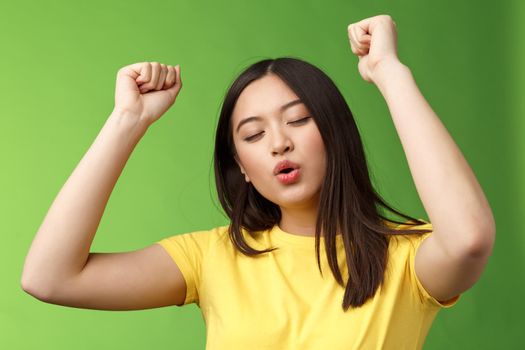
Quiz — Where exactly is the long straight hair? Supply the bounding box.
[213,57,431,311]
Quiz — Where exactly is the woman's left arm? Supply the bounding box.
[348,15,496,301]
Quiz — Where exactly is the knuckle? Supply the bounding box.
[118,65,130,74]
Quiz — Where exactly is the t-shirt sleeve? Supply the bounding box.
[155,229,213,306]
[405,219,461,309]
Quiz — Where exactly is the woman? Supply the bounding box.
[22,14,495,349]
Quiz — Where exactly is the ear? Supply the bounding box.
[234,155,250,183]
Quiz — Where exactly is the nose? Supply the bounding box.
[271,129,294,156]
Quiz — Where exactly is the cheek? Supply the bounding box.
[233,139,249,167]
[236,147,261,176]
[308,133,327,175]
[306,129,326,156]
[312,135,325,151]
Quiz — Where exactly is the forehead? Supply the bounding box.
[231,74,303,125]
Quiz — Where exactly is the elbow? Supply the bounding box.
[465,226,496,259]
[20,274,55,302]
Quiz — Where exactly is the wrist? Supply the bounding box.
[108,108,149,141]
[373,59,412,90]
[110,108,149,130]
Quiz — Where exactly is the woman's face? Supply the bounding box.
[231,74,327,211]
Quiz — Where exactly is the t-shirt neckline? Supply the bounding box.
[271,224,340,249]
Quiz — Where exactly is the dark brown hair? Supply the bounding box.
[213,57,431,311]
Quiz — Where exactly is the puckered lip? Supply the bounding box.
[273,159,300,175]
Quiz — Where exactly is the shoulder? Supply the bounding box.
[161,224,230,239]
[156,225,231,252]
[385,219,461,307]
[385,219,433,245]
[385,218,434,269]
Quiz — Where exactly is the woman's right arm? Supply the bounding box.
[21,62,187,310]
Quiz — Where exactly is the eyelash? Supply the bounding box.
[243,117,311,142]
[289,116,311,125]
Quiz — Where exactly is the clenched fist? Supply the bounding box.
[113,62,182,127]
[347,15,401,84]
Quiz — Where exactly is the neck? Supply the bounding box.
[278,204,319,237]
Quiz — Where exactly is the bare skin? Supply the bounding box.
[347,15,495,302]
[21,62,188,310]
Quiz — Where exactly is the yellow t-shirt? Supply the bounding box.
[156,220,460,349]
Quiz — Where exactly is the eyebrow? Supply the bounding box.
[235,98,304,134]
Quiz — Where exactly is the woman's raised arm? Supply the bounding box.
[20,62,187,310]
[347,15,495,302]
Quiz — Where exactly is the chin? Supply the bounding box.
[273,195,320,210]
[253,181,321,208]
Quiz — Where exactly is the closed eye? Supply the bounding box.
[243,132,264,142]
[243,117,311,142]
[288,117,311,125]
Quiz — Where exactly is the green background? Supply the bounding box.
[1,0,522,348]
